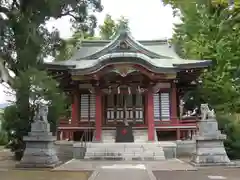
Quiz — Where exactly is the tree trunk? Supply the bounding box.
[15,74,31,137]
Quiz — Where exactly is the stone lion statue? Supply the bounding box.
[33,104,48,122]
[200,103,215,120]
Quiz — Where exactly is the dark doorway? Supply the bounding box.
[73,130,94,142]
[157,130,176,141]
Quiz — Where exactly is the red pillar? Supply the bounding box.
[146,90,155,141]
[70,90,79,141]
[171,83,179,140]
[95,89,102,141]
[71,91,79,126]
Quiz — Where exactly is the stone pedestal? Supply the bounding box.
[191,117,234,166]
[17,121,60,168]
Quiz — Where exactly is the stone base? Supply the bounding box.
[18,136,61,168]
[191,137,232,166]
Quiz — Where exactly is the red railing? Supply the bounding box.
[58,116,198,128]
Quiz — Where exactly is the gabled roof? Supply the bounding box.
[45,26,211,75]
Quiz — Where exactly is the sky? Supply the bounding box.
[0,0,179,104]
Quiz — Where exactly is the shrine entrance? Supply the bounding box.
[103,92,145,125]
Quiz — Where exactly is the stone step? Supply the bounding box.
[85,142,163,148]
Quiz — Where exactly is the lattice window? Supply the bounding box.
[153,92,170,121]
[80,93,96,122]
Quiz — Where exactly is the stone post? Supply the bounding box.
[191,104,234,166]
[17,105,60,168]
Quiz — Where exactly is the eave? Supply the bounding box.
[173,60,212,69]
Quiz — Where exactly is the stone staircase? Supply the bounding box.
[73,129,165,160]
[82,142,165,160]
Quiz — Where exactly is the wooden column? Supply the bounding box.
[71,90,79,126]
[146,90,155,141]
[95,89,102,141]
[171,83,178,123]
[171,83,179,140]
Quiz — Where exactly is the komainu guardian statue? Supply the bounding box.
[33,104,48,122]
[191,103,232,166]
[200,103,215,120]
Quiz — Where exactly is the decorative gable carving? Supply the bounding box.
[117,40,130,50]
[111,65,138,77]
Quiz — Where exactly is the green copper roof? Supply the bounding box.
[45,27,211,74]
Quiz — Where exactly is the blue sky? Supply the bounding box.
[0,0,178,103]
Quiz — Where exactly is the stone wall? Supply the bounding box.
[54,141,73,162]
[175,140,196,157]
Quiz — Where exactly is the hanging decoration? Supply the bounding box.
[137,85,146,94]
[128,87,131,95]
[117,86,120,94]
[108,86,112,94]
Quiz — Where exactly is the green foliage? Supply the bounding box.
[0,131,8,145]
[163,0,240,159]
[218,114,240,159]
[0,0,103,76]
[162,0,240,10]
[0,0,102,158]
[99,15,129,40]
[166,1,240,113]
[13,68,66,128]
[2,68,66,155]
[2,104,25,138]
[0,0,103,125]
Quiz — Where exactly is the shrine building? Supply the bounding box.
[45,27,211,143]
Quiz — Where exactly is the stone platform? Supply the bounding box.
[53,159,197,171]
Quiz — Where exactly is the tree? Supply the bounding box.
[163,0,240,113]
[162,0,240,9]
[99,15,129,40]
[2,69,66,159]
[164,0,240,159]
[0,0,102,158]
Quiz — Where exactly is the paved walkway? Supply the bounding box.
[154,167,240,180]
[53,159,196,171]
[88,164,156,180]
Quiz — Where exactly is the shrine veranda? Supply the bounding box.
[45,27,211,143]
